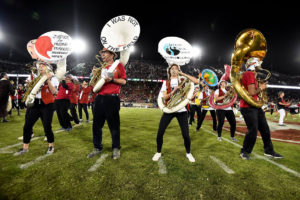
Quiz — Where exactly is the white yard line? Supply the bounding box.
[0,137,42,153]
[88,154,109,172]
[19,154,52,169]
[203,128,300,178]
[210,156,235,174]
[158,157,167,174]
[0,123,84,154]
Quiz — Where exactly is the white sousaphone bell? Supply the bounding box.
[157,37,195,113]
[93,15,140,93]
[24,31,73,107]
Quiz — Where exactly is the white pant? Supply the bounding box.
[278,109,285,125]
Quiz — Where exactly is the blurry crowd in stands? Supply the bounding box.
[1,58,300,106]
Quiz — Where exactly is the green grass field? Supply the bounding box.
[0,108,300,200]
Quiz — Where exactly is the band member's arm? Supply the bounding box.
[247,83,265,96]
[162,86,180,100]
[120,49,130,66]
[178,71,199,84]
[61,80,69,89]
[55,58,67,81]
[47,73,57,94]
[105,77,126,85]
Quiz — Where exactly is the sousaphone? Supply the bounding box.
[157,37,194,113]
[209,65,237,109]
[200,69,218,109]
[92,15,140,93]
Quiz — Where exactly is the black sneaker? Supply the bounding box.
[87,148,102,158]
[46,146,54,154]
[240,152,250,160]
[264,152,283,159]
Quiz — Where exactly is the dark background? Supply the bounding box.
[0,0,300,74]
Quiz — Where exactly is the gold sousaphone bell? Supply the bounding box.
[230,29,270,108]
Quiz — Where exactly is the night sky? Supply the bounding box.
[0,0,300,75]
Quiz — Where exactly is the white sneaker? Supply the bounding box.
[186,153,195,162]
[217,137,222,141]
[44,137,47,141]
[152,152,161,161]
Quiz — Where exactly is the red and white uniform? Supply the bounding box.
[56,82,74,100]
[98,63,127,95]
[240,71,258,108]
[79,86,92,104]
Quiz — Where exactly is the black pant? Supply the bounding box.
[93,95,121,150]
[78,103,89,121]
[189,105,201,125]
[55,99,72,129]
[23,99,55,144]
[156,112,191,153]
[196,110,217,131]
[216,109,236,137]
[70,103,80,124]
[240,107,274,154]
[270,109,274,115]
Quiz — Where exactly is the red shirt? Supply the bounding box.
[240,71,258,108]
[17,89,25,100]
[70,84,80,104]
[56,82,74,100]
[79,86,92,104]
[98,63,127,95]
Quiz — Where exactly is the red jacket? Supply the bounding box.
[70,84,80,104]
[56,82,74,100]
[79,86,92,104]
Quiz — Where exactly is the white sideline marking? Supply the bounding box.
[0,123,84,154]
[158,157,167,174]
[204,129,300,178]
[224,128,300,144]
[88,154,109,172]
[19,154,51,169]
[210,156,235,174]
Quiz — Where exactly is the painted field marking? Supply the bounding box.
[88,154,109,172]
[210,156,235,174]
[203,129,300,178]
[158,157,167,174]
[19,154,52,169]
[0,123,84,154]
[224,128,300,145]
[0,137,42,154]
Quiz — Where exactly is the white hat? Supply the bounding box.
[245,57,262,71]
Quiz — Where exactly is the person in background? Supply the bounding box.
[69,76,80,125]
[78,81,92,123]
[277,91,290,126]
[0,72,15,122]
[55,74,74,131]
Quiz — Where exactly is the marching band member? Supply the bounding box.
[152,64,199,162]
[239,57,283,160]
[214,80,237,141]
[87,48,129,159]
[277,91,290,126]
[78,81,92,123]
[55,74,74,131]
[0,72,15,122]
[196,84,217,132]
[188,86,201,126]
[69,76,80,125]
[14,62,59,156]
